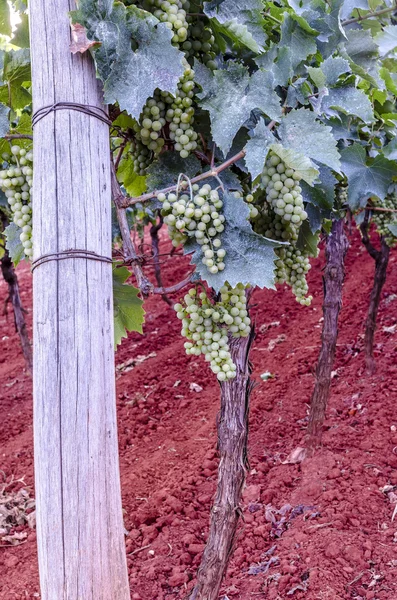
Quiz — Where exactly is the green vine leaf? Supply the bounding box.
[113,264,145,347]
[0,0,11,37]
[341,29,381,88]
[244,119,276,180]
[375,25,397,57]
[297,220,320,254]
[321,87,374,123]
[185,191,280,292]
[72,1,185,119]
[278,108,341,173]
[11,13,30,48]
[280,14,317,71]
[204,0,267,53]
[341,144,397,210]
[4,222,24,267]
[0,49,31,110]
[195,62,281,156]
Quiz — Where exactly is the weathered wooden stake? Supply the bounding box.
[29,1,130,598]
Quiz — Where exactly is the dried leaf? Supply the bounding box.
[282,446,307,464]
[70,23,100,54]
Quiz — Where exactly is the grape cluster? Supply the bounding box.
[372,194,397,247]
[0,145,33,259]
[130,136,154,175]
[262,152,308,229]
[337,186,348,206]
[166,64,198,158]
[183,18,218,69]
[159,183,226,273]
[175,284,251,381]
[251,199,315,305]
[131,61,198,162]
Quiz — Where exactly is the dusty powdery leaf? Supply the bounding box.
[204,0,267,53]
[278,108,341,173]
[375,25,397,57]
[320,56,351,86]
[113,265,145,346]
[195,62,281,156]
[70,23,100,54]
[280,14,317,71]
[244,119,276,181]
[340,0,368,21]
[72,1,185,119]
[184,191,280,292]
[341,144,397,210]
[4,222,24,267]
[321,86,374,124]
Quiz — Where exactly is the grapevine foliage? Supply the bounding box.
[0,0,397,359]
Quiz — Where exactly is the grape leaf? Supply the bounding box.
[0,0,11,37]
[375,25,397,57]
[321,86,374,123]
[184,191,280,292]
[113,265,145,346]
[244,119,276,180]
[340,0,368,21]
[0,49,31,110]
[278,108,341,173]
[195,62,281,156]
[204,0,267,52]
[270,143,319,185]
[117,157,147,197]
[383,137,397,160]
[340,144,397,210]
[11,13,30,48]
[387,224,397,237]
[297,220,320,254]
[0,102,10,137]
[301,166,336,211]
[280,14,317,70]
[72,2,185,119]
[4,222,24,266]
[341,29,381,88]
[320,56,351,86]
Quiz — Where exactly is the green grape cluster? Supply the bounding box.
[262,152,308,229]
[134,94,167,157]
[183,19,218,69]
[130,136,154,175]
[127,0,189,45]
[251,202,316,305]
[0,145,33,258]
[174,284,251,381]
[372,194,397,247]
[159,183,226,273]
[337,186,348,205]
[166,63,198,157]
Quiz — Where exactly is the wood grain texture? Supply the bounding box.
[29,1,130,598]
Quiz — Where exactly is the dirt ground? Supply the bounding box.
[1,228,397,600]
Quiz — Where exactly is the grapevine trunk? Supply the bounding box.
[307,219,348,449]
[189,325,254,600]
[364,238,390,375]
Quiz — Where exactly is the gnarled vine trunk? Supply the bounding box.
[190,326,254,600]
[30,1,130,598]
[360,216,390,374]
[307,219,349,450]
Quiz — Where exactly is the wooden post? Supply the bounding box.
[29,2,130,598]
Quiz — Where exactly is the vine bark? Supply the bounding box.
[307,219,349,449]
[360,214,390,375]
[189,317,254,600]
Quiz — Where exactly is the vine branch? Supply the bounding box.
[5,134,33,141]
[119,149,246,208]
[342,5,396,26]
[360,210,381,262]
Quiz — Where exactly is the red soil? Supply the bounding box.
[1,229,397,600]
